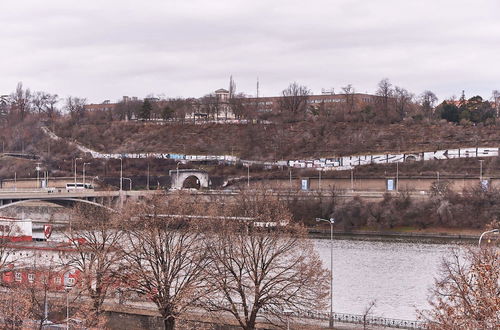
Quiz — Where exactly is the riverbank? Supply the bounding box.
[309,226,481,243]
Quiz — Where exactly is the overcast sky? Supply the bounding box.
[1,0,499,103]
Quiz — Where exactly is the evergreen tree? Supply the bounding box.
[139,99,152,120]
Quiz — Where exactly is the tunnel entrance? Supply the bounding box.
[182,175,201,189]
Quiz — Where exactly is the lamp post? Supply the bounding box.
[479,160,484,183]
[65,285,73,330]
[35,162,42,189]
[316,217,335,328]
[247,164,250,188]
[83,162,90,186]
[396,162,399,192]
[478,229,499,248]
[176,162,181,188]
[74,158,82,186]
[119,157,123,192]
[123,177,132,191]
[318,170,321,191]
[283,309,293,330]
[147,162,150,190]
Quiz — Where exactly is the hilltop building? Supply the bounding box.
[83,89,381,121]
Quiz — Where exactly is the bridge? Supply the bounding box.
[0,189,158,211]
[0,187,429,212]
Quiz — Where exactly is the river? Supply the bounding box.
[314,238,465,320]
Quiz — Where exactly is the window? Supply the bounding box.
[15,272,22,281]
[28,273,35,283]
[55,277,61,285]
[67,277,75,285]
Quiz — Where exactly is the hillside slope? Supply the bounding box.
[54,120,500,161]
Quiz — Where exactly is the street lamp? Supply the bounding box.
[83,162,90,186]
[74,158,82,186]
[123,177,132,191]
[318,170,321,191]
[283,309,293,330]
[35,162,42,189]
[176,162,181,188]
[478,229,499,248]
[479,160,484,183]
[316,217,335,328]
[120,156,123,192]
[65,285,73,330]
[396,162,399,192]
[247,164,250,188]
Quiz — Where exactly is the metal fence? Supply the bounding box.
[293,310,427,329]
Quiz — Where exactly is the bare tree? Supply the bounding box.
[121,194,210,330]
[202,192,330,330]
[394,86,413,120]
[24,264,65,330]
[64,96,87,121]
[200,94,221,119]
[419,90,438,119]
[62,204,124,326]
[0,286,32,329]
[376,78,393,116]
[10,82,32,121]
[229,93,252,119]
[279,82,311,116]
[0,222,24,272]
[342,84,356,113]
[32,91,59,120]
[420,246,500,329]
[362,300,377,330]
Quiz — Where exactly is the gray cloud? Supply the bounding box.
[0,0,499,103]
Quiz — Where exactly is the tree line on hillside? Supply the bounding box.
[2,80,499,126]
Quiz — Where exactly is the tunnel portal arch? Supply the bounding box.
[169,169,209,190]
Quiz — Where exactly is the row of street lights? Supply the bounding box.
[73,158,90,186]
[73,157,132,191]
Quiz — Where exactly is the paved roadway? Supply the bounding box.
[0,188,429,201]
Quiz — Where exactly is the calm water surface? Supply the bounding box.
[314,238,463,320]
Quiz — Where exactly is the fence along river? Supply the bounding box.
[314,238,461,320]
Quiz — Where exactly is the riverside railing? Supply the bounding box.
[293,310,427,329]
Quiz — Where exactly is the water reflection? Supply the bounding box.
[314,238,462,319]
